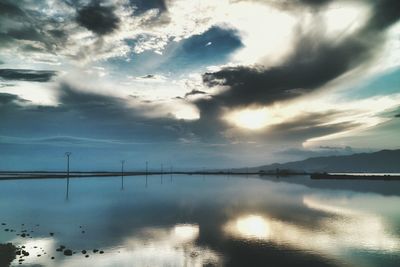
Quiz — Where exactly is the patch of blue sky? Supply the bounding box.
[106,26,243,78]
[345,67,400,99]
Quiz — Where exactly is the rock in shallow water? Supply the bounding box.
[63,249,73,256]
[0,243,17,267]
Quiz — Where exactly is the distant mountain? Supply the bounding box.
[242,149,400,173]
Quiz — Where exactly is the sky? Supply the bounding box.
[0,0,399,171]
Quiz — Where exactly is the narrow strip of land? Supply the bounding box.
[0,171,400,180]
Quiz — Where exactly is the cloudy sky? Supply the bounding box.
[0,0,399,171]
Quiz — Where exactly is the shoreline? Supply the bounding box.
[1,172,400,180]
[310,173,400,180]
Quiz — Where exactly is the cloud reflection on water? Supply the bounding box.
[11,224,222,267]
[224,195,400,263]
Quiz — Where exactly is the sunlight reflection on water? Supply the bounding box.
[224,196,399,259]
[11,224,222,267]
[0,175,399,267]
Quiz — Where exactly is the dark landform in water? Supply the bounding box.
[311,173,400,180]
[235,149,400,173]
[0,243,16,267]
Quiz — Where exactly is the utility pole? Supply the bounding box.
[121,160,125,190]
[161,163,163,184]
[145,161,148,188]
[65,152,71,199]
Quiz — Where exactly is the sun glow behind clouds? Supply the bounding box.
[227,107,272,129]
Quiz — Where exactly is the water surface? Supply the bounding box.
[1,175,399,267]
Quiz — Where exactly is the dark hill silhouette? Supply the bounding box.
[242,149,400,173]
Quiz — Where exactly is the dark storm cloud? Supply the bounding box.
[6,27,43,42]
[0,0,25,17]
[299,0,332,6]
[76,1,120,35]
[0,83,198,146]
[0,135,134,146]
[202,0,400,109]
[0,92,29,105]
[57,83,130,118]
[0,69,57,82]
[0,0,70,54]
[185,89,206,98]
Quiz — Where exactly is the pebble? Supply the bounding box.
[63,249,73,256]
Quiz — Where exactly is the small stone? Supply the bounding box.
[85,255,89,258]
[51,257,55,260]
[99,251,104,254]
[63,249,73,256]
[81,250,87,254]
[93,249,98,253]
[50,232,54,236]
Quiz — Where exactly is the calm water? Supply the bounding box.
[1,174,400,267]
